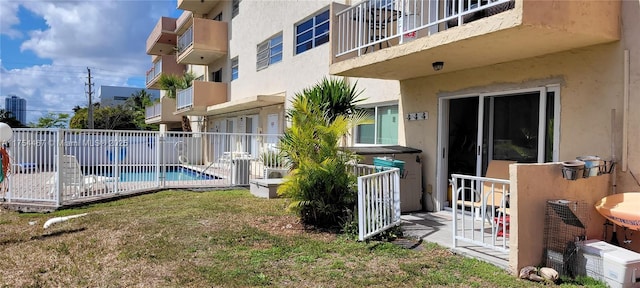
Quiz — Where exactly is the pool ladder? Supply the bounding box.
[196,161,216,178]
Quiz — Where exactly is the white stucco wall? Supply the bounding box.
[190,1,400,137]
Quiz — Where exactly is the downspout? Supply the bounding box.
[622,50,629,172]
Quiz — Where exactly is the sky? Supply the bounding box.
[0,0,183,124]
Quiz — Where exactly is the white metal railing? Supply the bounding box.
[146,68,155,84]
[4,129,284,208]
[177,26,194,54]
[356,164,401,241]
[145,103,162,119]
[335,0,514,57]
[145,59,163,85]
[450,173,510,252]
[176,86,193,110]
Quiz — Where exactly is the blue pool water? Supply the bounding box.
[99,167,215,182]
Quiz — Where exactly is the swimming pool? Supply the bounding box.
[99,167,216,182]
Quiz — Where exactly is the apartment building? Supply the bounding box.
[4,95,26,124]
[329,0,639,208]
[145,0,401,142]
[329,0,640,271]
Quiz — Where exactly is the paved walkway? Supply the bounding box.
[400,211,510,272]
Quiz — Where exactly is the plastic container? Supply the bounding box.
[575,240,618,281]
[577,156,602,177]
[373,157,405,174]
[562,160,585,180]
[602,247,640,288]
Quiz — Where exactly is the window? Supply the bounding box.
[256,33,283,70]
[211,68,222,83]
[356,104,398,145]
[232,0,240,18]
[231,57,239,81]
[213,12,222,21]
[295,9,330,55]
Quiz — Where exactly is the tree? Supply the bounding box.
[69,106,136,130]
[30,112,70,128]
[0,109,27,128]
[158,73,195,132]
[278,78,369,230]
[125,90,158,131]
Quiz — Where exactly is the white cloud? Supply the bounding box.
[0,1,22,38]
[0,0,177,124]
[1,64,131,123]
[20,1,169,78]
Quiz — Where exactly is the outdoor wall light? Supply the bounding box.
[0,122,13,144]
[432,61,444,71]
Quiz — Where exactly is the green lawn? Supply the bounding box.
[0,190,603,287]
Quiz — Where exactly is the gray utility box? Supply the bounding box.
[346,146,424,212]
[249,178,283,198]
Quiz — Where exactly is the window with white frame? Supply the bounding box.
[355,104,398,145]
[231,57,239,81]
[256,33,283,71]
[295,9,329,55]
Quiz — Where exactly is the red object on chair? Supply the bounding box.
[495,216,510,237]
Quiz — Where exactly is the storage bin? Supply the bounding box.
[373,157,405,174]
[575,240,617,281]
[602,246,640,288]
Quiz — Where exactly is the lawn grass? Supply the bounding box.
[0,190,601,287]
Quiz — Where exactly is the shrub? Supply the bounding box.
[278,78,369,230]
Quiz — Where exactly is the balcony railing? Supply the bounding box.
[145,103,162,119]
[176,86,194,110]
[175,17,228,65]
[335,0,515,57]
[177,26,194,55]
[145,59,163,85]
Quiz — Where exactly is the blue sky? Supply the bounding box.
[0,0,183,124]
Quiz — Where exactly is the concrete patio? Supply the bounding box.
[401,211,510,271]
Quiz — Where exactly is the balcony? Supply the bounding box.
[175,80,227,116]
[177,0,222,15]
[176,15,228,65]
[145,97,182,124]
[146,17,178,55]
[145,55,186,89]
[329,0,620,80]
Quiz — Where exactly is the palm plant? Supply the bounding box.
[158,72,195,132]
[278,78,370,229]
[125,90,158,130]
[293,77,366,122]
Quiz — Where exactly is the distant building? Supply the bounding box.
[5,95,26,124]
[98,86,160,107]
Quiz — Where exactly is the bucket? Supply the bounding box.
[577,156,602,177]
[562,160,585,180]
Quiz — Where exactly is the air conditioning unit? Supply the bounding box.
[264,168,289,179]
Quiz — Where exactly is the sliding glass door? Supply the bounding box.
[437,86,559,210]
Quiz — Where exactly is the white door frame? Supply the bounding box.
[436,86,560,211]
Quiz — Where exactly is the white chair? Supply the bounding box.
[49,155,113,198]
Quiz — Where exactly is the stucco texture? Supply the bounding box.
[510,163,611,274]
[400,42,633,206]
